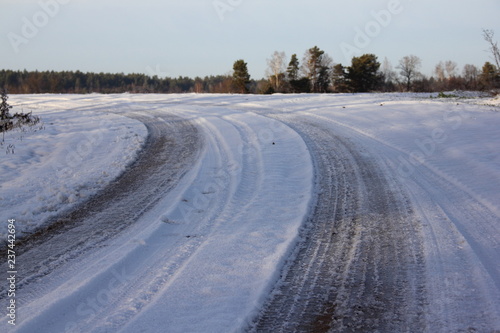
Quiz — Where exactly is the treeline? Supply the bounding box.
[1,46,499,95]
[0,70,238,94]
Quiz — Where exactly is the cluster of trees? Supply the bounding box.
[258,30,500,93]
[260,51,500,94]
[379,54,500,93]
[2,31,499,95]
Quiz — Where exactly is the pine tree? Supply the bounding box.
[287,54,300,81]
[232,60,251,94]
[347,54,382,92]
[480,62,499,89]
[287,54,310,93]
[0,89,12,119]
[332,64,349,92]
[303,46,332,93]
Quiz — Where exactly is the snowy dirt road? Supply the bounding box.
[0,110,201,295]
[250,116,426,332]
[1,95,313,333]
[247,94,500,332]
[1,93,499,333]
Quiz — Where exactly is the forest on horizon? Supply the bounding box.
[2,43,499,95]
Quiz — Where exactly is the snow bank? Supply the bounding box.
[481,94,500,106]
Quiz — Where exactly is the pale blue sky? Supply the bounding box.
[1,0,499,79]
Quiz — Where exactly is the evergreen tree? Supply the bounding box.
[232,59,251,94]
[332,64,349,93]
[317,65,331,93]
[303,46,332,93]
[287,54,309,93]
[0,88,12,122]
[480,61,499,89]
[294,78,312,93]
[287,54,300,81]
[347,54,382,92]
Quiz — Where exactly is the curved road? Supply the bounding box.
[2,95,498,332]
[0,112,202,297]
[250,115,426,332]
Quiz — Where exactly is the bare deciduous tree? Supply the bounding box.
[398,55,422,91]
[435,60,458,90]
[382,57,396,83]
[266,51,287,92]
[445,60,458,78]
[379,57,397,91]
[435,61,446,81]
[463,64,479,89]
[483,29,500,70]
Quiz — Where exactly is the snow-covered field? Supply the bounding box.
[1,93,499,332]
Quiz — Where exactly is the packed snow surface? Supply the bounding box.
[0,93,499,332]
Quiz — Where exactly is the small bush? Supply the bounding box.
[1,88,42,150]
[0,88,13,134]
[437,92,459,98]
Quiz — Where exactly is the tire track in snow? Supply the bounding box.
[404,166,500,331]
[301,110,500,220]
[1,100,313,333]
[299,109,500,330]
[67,115,239,332]
[250,116,426,332]
[0,112,202,299]
[7,111,238,333]
[115,107,312,333]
